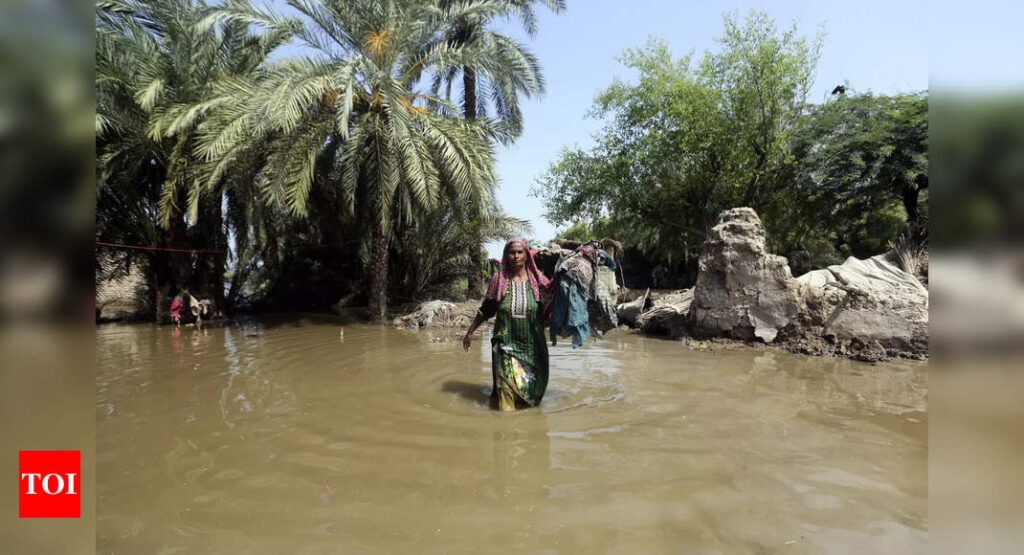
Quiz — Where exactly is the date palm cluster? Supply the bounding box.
[96,0,564,320]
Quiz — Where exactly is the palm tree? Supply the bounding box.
[434,0,563,133]
[195,0,509,320]
[434,0,564,297]
[393,192,532,300]
[96,0,295,319]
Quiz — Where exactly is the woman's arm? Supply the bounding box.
[463,299,498,351]
[462,313,485,351]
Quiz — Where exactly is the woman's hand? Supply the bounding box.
[462,332,472,352]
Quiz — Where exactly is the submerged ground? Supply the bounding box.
[96,316,927,553]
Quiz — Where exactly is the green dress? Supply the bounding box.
[479,280,549,411]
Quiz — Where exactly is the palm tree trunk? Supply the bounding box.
[205,193,226,309]
[463,65,485,298]
[169,188,190,289]
[153,186,189,323]
[211,196,226,309]
[192,192,226,308]
[463,65,477,121]
[152,253,172,324]
[368,221,389,322]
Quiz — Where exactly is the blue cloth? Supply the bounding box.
[548,245,620,349]
[597,249,618,272]
[549,278,590,348]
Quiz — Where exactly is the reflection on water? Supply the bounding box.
[97,316,927,553]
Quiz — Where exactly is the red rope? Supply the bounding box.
[96,239,362,254]
[95,241,225,253]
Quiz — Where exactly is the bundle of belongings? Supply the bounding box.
[548,241,619,348]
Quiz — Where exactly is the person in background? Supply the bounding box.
[170,292,185,325]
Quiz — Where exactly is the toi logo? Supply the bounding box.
[19,451,80,518]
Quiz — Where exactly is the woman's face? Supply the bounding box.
[507,244,527,270]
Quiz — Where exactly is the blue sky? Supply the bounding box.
[269,1,953,257]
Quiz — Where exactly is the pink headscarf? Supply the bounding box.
[485,238,551,302]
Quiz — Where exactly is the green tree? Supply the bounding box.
[535,13,928,281]
[536,12,823,272]
[195,0,507,320]
[556,219,617,243]
[393,201,531,300]
[534,11,823,276]
[434,0,563,297]
[96,0,295,319]
[788,91,928,260]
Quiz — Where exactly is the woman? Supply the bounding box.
[463,238,552,411]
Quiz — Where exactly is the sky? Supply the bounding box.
[267,0,1024,259]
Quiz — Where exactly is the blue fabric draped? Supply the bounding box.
[548,278,590,348]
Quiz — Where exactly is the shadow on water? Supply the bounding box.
[441,380,491,404]
[440,380,487,403]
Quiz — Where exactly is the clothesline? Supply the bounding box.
[95,241,225,254]
[95,239,361,254]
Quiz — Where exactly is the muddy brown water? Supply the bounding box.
[96,316,926,553]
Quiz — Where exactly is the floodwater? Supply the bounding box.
[96,316,927,553]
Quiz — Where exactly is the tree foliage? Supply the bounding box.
[95,0,557,320]
[786,90,927,263]
[96,0,294,317]
[433,0,564,297]
[535,10,925,279]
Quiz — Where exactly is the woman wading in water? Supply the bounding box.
[463,238,552,411]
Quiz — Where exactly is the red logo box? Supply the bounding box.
[19,451,80,518]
